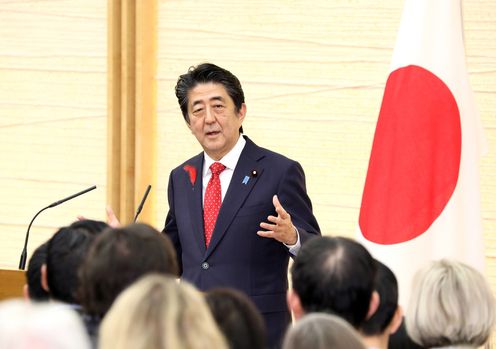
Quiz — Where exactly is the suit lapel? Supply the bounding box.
[184,153,207,253]
[205,137,265,258]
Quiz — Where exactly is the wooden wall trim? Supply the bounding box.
[107,0,156,225]
[107,0,122,219]
[135,0,157,225]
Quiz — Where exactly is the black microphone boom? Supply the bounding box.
[47,185,97,208]
[134,185,151,222]
[18,185,97,270]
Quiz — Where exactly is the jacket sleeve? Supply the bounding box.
[163,171,183,275]
[277,160,321,248]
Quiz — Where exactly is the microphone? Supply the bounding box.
[48,185,97,208]
[134,185,151,222]
[18,185,97,270]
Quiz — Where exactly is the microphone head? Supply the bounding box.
[134,185,152,222]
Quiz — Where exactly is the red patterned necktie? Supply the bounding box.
[204,162,226,247]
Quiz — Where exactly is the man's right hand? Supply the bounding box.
[105,206,121,228]
[77,205,121,228]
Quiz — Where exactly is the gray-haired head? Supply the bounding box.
[282,313,366,349]
[406,259,496,348]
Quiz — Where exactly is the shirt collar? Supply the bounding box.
[203,134,246,175]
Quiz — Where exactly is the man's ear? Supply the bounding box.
[287,288,304,320]
[41,264,49,292]
[366,290,380,320]
[238,103,247,123]
[388,305,404,335]
[23,284,30,301]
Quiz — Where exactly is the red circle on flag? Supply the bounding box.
[359,65,461,244]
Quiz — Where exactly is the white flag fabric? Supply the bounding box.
[357,0,486,307]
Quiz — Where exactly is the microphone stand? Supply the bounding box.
[18,185,97,270]
[18,205,51,270]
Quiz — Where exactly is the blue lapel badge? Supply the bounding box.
[242,176,250,185]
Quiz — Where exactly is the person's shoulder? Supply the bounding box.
[254,146,303,174]
[170,152,203,174]
[245,136,298,166]
[260,148,298,169]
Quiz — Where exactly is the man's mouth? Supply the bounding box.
[206,131,220,137]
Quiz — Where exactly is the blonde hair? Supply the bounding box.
[406,259,496,348]
[99,274,227,349]
[282,313,366,349]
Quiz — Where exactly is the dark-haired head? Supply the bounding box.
[175,63,244,133]
[78,223,179,317]
[206,288,267,349]
[25,242,49,301]
[291,236,377,329]
[361,260,399,335]
[45,219,109,304]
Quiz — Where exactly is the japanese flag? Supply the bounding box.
[358,0,486,306]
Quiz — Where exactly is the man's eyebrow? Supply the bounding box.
[192,100,203,108]
[191,96,225,108]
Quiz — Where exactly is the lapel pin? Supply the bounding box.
[242,176,250,185]
[252,170,258,177]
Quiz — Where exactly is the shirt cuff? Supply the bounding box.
[284,226,301,255]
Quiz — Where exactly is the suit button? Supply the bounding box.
[201,262,209,270]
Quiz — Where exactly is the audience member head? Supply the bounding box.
[282,313,366,349]
[0,299,91,349]
[99,274,227,349]
[289,236,378,328]
[361,260,403,349]
[205,288,267,349]
[78,223,179,317]
[43,219,109,304]
[175,63,245,133]
[406,259,496,348]
[24,242,49,301]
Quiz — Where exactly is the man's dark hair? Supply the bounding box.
[45,219,109,304]
[206,288,267,349]
[175,63,245,133]
[362,260,398,335]
[26,242,49,301]
[78,223,179,317]
[291,236,377,329]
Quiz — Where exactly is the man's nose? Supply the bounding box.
[205,107,216,123]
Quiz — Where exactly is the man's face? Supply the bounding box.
[186,82,246,160]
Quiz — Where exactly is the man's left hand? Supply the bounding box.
[257,195,297,245]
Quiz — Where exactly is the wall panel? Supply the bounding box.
[0,0,107,269]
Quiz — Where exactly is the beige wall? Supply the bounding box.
[156,0,496,291]
[0,1,107,269]
[0,0,494,316]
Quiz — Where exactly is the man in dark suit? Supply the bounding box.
[164,63,320,348]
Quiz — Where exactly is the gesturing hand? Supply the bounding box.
[76,205,121,228]
[105,205,121,228]
[257,195,297,245]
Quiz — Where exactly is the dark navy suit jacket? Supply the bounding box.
[164,136,320,347]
